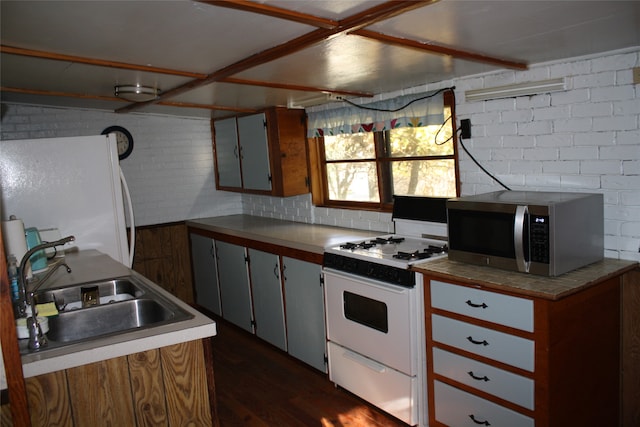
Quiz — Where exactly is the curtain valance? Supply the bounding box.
[307,90,445,137]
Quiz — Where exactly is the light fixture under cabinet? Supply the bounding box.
[465,78,566,102]
[115,84,160,102]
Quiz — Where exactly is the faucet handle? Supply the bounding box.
[27,316,48,350]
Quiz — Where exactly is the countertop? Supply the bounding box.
[414,257,638,300]
[187,215,381,254]
[20,250,217,378]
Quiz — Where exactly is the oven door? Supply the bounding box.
[324,268,420,376]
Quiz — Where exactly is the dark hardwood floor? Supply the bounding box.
[210,318,410,427]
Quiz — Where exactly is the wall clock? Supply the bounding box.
[101,125,134,160]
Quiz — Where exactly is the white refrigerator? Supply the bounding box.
[0,135,134,267]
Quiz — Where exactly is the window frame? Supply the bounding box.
[307,90,460,212]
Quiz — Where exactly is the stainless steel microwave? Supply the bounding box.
[446,191,604,276]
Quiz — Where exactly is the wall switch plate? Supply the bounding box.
[633,67,640,85]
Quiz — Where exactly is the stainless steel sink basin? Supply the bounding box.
[22,275,194,353]
[47,298,187,343]
[33,278,144,309]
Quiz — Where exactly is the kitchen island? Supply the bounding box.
[19,250,218,426]
[414,257,638,427]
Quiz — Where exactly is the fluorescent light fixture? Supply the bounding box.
[465,78,566,102]
[115,84,160,102]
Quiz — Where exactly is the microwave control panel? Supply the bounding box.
[529,215,550,263]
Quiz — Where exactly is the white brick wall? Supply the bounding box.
[454,48,640,261]
[0,105,241,226]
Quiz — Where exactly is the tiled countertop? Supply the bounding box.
[414,257,638,300]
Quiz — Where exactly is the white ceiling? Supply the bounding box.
[1,0,638,119]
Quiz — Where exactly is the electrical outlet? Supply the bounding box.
[460,119,471,139]
[633,67,640,85]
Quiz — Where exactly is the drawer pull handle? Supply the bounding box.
[468,371,490,382]
[467,336,489,346]
[469,414,491,425]
[466,299,488,309]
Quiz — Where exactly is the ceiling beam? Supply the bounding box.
[222,77,373,98]
[197,0,338,29]
[116,0,434,113]
[351,29,528,70]
[0,87,258,113]
[1,44,371,100]
[0,45,208,79]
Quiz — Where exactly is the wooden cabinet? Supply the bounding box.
[282,256,325,372]
[190,233,222,316]
[424,275,621,427]
[212,107,309,196]
[215,241,253,333]
[25,339,216,427]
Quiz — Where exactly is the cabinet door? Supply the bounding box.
[214,117,242,188]
[282,257,326,372]
[216,241,253,332]
[238,113,272,191]
[190,233,222,316]
[248,249,287,351]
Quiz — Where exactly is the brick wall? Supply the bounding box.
[453,49,639,261]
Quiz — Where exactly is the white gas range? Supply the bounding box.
[323,196,449,427]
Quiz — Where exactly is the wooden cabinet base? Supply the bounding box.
[25,339,218,427]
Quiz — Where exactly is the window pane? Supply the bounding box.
[324,133,375,161]
[326,162,379,202]
[391,159,457,197]
[387,124,453,157]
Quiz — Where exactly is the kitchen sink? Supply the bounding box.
[47,298,185,343]
[21,275,194,353]
[32,278,144,309]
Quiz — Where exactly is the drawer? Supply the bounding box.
[434,380,534,427]
[431,314,534,371]
[430,280,533,332]
[433,347,534,410]
[327,341,418,426]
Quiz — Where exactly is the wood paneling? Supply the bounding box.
[161,340,213,426]
[622,268,640,427]
[132,222,194,304]
[25,370,71,427]
[128,349,168,426]
[66,357,136,426]
[24,340,215,427]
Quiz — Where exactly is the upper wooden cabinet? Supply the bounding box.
[212,107,309,197]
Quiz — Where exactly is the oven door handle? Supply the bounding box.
[514,205,530,273]
[324,269,410,294]
[342,349,387,373]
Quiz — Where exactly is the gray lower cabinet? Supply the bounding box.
[248,248,287,351]
[215,240,254,333]
[190,233,222,316]
[282,256,326,372]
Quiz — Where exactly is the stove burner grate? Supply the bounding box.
[392,244,449,261]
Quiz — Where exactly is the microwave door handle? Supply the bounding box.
[514,205,530,273]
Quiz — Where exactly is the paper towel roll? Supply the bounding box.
[2,217,28,261]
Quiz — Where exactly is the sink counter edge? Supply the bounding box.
[20,250,217,378]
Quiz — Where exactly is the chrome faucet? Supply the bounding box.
[17,235,75,350]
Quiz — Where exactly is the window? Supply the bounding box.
[308,91,459,211]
